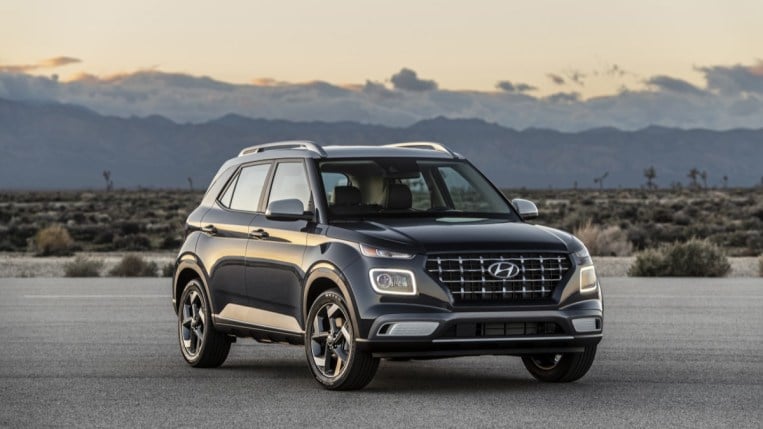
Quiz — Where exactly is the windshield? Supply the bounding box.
[318,158,517,220]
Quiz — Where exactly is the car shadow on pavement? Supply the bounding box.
[367,362,541,392]
[213,356,597,392]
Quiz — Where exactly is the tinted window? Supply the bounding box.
[267,162,311,210]
[229,163,271,212]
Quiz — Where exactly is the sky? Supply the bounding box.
[1,0,762,130]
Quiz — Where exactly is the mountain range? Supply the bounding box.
[0,97,761,190]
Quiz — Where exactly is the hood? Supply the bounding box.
[327,217,572,253]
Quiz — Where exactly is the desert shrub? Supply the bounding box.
[93,230,114,245]
[112,234,152,250]
[32,224,74,256]
[109,254,158,277]
[161,262,175,278]
[160,235,182,250]
[64,255,104,277]
[628,238,731,277]
[119,222,141,235]
[574,220,633,256]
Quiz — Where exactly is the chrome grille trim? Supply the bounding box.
[426,253,572,304]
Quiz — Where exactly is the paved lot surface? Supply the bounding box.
[0,278,761,428]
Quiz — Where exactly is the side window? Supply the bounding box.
[218,175,238,208]
[228,163,271,212]
[267,162,311,211]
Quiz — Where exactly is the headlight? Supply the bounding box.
[369,269,417,295]
[573,247,592,266]
[360,244,415,259]
[580,266,598,293]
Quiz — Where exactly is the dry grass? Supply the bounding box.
[32,224,74,256]
[109,254,158,277]
[629,238,731,277]
[63,255,104,277]
[574,220,633,256]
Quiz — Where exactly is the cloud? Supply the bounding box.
[547,73,565,85]
[495,80,536,93]
[0,56,81,73]
[545,91,581,103]
[2,62,763,132]
[362,80,398,98]
[251,77,289,87]
[567,71,586,86]
[646,75,705,96]
[606,64,626,77]
[699,61,763,95]
[39,56,81,68]
[390,68,438,91]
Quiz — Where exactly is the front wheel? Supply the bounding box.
[305,289,379,390]
[521,345,597,382]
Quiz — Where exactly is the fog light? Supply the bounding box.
[572,317,600,333]
[369,269,417,295]
[580,266,598,293]
[378,321,439,336]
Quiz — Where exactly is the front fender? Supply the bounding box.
[302,262,360,336]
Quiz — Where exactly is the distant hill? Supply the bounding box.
[0,98,761,189]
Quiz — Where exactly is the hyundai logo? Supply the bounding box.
[487,261,521,279]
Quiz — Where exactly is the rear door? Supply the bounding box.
[244,160,312,331]
[196,161,272,313]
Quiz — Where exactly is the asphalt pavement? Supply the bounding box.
[0,277,761,428]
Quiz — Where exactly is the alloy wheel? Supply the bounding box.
[180,290,206,357]
[310,303,352,378]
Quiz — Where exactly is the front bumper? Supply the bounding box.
[356,302,602,358]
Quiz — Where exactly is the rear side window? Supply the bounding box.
[267,162,311,210]
[218,175,238,208]
[224,163,271,212]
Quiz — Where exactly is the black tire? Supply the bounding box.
[305,289,379,390]
[521,345,597,382]
[177,279,231,368]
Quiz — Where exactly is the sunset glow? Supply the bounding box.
[1,0,760,98]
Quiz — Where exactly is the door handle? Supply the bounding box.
[201,224,217,235]
[249,228,269,239]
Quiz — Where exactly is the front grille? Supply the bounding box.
[425,253,571,304]
[441,321,563,338]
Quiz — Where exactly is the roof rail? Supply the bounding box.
[238,140,326,157]
[384,142,461,158]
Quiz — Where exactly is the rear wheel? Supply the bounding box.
[177,279,231,368]
[521,345,597,382]
[305,289,379,390]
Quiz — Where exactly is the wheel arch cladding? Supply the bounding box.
[303,264,359,335]
[175,266,205,312]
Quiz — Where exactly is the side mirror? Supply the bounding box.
[511,198,538,220]
[265,199,308,220]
